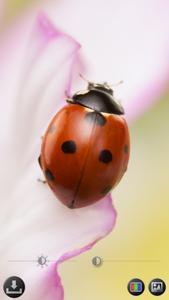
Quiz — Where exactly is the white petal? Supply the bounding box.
[0,14,116,300]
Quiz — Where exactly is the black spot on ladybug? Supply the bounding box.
[124,144,129,154]
[45,169,55,181]
[61,140,76,153]
[99,149,113,163]
[85,111,106,126]
[48,124,56,133]
[101,185,112,195]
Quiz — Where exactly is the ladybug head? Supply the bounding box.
[88,82,114,95]
[67,81,124,115]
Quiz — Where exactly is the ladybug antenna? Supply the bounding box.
[109,80,124,87]
[79,73,93,85]
[79,73,88,82]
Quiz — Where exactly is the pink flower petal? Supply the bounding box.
[0,14,116,300]
[54,196,116,300]
[15,196,116,300]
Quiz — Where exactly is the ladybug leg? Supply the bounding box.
[65,90,74,104]
[37,178,47,184]
[66,98,74,104]
[38,156,42,169]
[38,156,47,183]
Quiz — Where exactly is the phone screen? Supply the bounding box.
[1,1,169,300]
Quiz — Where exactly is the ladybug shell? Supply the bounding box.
[40,103,130,208]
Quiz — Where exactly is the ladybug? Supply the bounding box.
[39,81,130,209]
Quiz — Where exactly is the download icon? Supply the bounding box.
[3,276,25,298]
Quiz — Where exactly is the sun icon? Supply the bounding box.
[37,255,49,268]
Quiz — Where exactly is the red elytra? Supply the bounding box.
[39,82,130,208]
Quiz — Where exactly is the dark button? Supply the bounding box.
[149,278,166,296]
[3,276,25,298]
[127,278,145,296]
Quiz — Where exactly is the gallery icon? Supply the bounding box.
[149,278,166,296]
[3,276,25,298]
[128,278,145,296]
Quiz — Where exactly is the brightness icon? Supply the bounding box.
[37,255,49,268]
